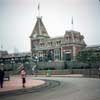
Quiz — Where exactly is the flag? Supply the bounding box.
[38,3,40,11]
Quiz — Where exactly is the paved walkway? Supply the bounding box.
[0,76,45,92]
[0,74,84,93]
[51,74,83,77]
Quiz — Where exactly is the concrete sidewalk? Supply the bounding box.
[0,76,45,92]
[37,74,83,77]
[51,74,83,77]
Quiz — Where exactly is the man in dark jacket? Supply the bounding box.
[0,68,5,88]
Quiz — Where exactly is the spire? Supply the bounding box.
[30,0,49,39]
[30,17,49,38]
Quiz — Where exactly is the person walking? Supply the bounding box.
[0,67,5,88]
[20,65,26,88]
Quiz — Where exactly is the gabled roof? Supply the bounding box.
[30,17,49,38]
[65,30,80,36]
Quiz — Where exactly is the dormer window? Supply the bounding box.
[40,43,44,47]
[48,42,52,46]
[66,37,68,40]
[56,41,61,46]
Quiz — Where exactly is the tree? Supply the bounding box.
[76,49,100,69]
[76,49,100,63]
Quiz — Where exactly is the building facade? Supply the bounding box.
[30,17,86,61]
[0,50,8,58]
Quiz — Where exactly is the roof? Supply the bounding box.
[65,30,81,36]
[87,44,100,48]
[30,17,49,38]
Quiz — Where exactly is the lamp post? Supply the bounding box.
[87,57,91,76]
[34,56,38,76]
[11,58,15,74]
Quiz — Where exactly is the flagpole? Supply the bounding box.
[38,2,40,17]
[1,45,3,51]
[71,16,75,60]
[37,1,41,35]
[71,16,74,30]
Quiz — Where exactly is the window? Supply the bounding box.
[48,42,52,46]
[56,41,61,46]
[40,43,44,47]
[54,49,61,60]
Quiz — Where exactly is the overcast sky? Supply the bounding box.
[0,0,100,53]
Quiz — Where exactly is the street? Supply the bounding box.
[1,77,100,100]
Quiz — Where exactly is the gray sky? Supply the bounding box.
[0,0,100,53]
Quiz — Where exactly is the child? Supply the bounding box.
[21,66,26,88]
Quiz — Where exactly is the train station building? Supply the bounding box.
[30,17,86,61]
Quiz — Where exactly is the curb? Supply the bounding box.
[0,79,47,98]
[0,79,60,98]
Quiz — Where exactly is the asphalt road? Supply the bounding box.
[1,77,100,100]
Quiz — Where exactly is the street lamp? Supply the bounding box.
[33,56,39,76]
[87,57,91,76]
[11,58,15,74]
